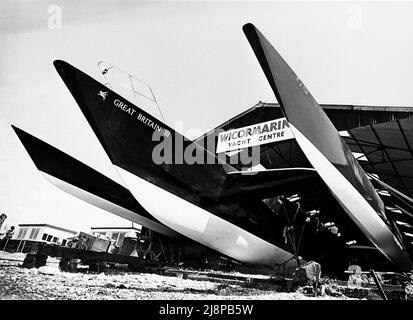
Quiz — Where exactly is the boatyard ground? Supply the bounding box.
[0,251,360,300]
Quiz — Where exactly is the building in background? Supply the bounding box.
[15,223,77,245]
[1,223,77,253]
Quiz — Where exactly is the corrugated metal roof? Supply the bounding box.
[196,101,413,141]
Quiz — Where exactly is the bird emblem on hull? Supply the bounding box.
[98,91,108,100]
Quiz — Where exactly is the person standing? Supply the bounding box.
[1,226,15,251]
[0,213,6,230]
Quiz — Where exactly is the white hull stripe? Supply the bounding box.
[41,172,178,237]
[114,166,298,267]
[289,124,409,266]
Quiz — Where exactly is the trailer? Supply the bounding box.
[22,243,160,272]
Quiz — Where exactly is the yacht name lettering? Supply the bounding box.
[114,99,136,116]
[113,99,170,137]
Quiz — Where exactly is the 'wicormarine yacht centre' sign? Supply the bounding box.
[216,117,294,153]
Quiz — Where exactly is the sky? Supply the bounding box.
[1,0,413,232]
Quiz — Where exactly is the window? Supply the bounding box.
[117,232,126,245]
[47,235,53,242]
[42,233,48,241]
[17,229,24,239]
[110,232,126,245]
[29,228,40,240]
[17,228,28,239]
[93,232,106,237]
[52,237,58,243]
[111,232,119,241]
[62,239,67,246]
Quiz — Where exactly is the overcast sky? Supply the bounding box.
[1,0,413,232]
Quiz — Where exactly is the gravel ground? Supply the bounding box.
[0,252,350,300]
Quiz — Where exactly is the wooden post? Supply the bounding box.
[314,264,320,297]
[159,238,167,261]
[370,269,388,300]
[281,200,301,267]
[21,240,26,253]
[3,238,10,251]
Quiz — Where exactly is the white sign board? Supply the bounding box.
[216,117,294,153]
